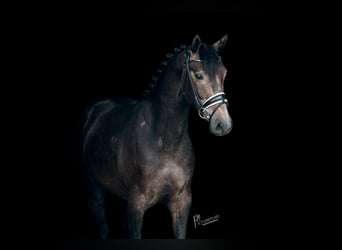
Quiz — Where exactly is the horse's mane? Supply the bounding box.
[141,41,222,98]
[141,44,186,98]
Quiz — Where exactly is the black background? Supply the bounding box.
[57,5,262,236]
[6,2,333,249]
[10,2,277,248]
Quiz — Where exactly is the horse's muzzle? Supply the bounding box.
[209,105,232,136]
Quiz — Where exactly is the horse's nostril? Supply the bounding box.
[216,122,224,132]
[213,120,232,136]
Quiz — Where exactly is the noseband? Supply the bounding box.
[184,47,228,121]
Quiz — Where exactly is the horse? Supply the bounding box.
[81,34,232,239]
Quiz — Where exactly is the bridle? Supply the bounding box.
[184,47,228,121]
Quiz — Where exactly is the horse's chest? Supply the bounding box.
[144,162,190,202]
[158,163,188,187]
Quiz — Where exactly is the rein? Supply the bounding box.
[184,47,228,121]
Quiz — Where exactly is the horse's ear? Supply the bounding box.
[213,34,228,52]
[191,35,202,53]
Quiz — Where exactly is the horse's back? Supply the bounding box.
[83,98,137,134]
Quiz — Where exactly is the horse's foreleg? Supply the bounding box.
[126,195,147,239]
[168,190,192,239]
[86,182,108,239]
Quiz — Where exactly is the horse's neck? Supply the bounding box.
[149,58,190,143]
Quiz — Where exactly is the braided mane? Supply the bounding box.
[142,44,186,97]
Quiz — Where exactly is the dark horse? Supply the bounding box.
[82,34,232,239]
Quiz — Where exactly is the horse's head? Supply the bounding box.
[184,34,232,136]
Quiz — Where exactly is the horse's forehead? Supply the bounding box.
[189,52,201,62]
[197,46,224,70]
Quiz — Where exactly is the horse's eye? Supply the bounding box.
[195,73,203,80]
